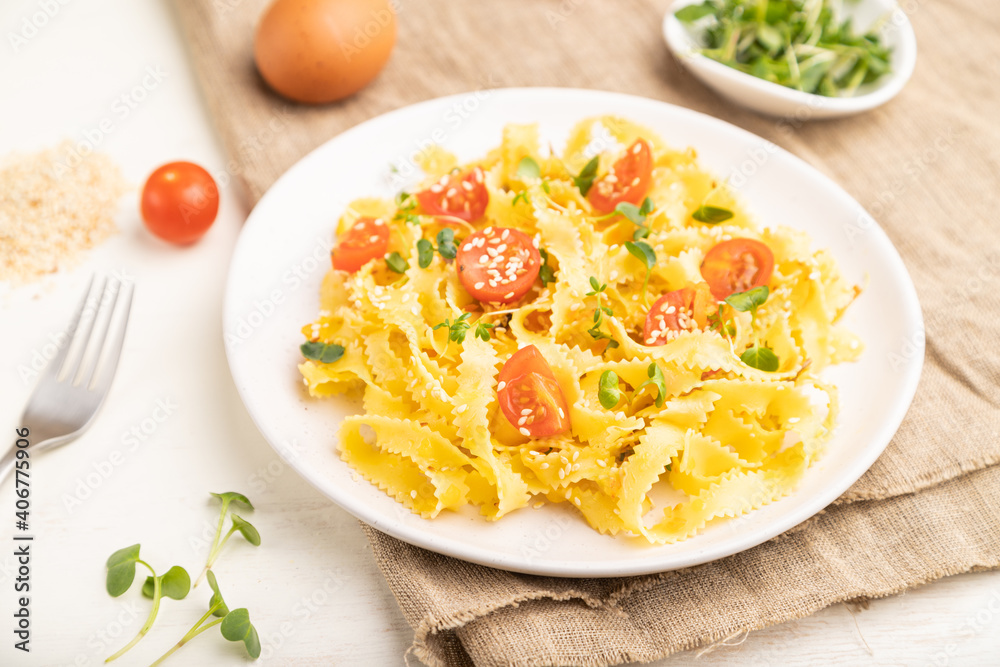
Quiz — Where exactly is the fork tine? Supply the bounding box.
[60,275,107,384]
[42,275,98,383]
[89,282,133,393]
[76,279,123,388]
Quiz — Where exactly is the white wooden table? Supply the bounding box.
[1,1,997,664]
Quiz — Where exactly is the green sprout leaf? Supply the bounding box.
[624,240,655,270]
[229,514,261,547]
[143,566,191,601]
[417,238,435,268]
[436,228,458,260]
[538,249,556,286]
[106,544,141,597]
[220,608,262,659]
[725,286,770,313]
[692,205,734,224]
[637,363,668,408]
[474,322,495,342]
[572,156,600,196]
[516,156,541,180]
[625,240,656,306]
[512,190,530,207]
[741,345,780,372]
[434,312,472,344]
[615,196,654,226]
[675,2,715,22]
[300,342,345,364]
[207,570,230,618]
[385,252,409,273]
[598,371,621,410]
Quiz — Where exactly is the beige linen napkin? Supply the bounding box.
[171,0,1000,664]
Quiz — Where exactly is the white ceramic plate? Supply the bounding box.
[224,88,923,577]
[664,0,917,119]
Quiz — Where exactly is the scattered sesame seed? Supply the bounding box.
[519,427,531,436]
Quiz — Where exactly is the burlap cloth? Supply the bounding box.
[171,0,1000,664]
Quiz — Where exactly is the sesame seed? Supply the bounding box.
[597,460,607,468]
[455,404,468,414]
[474,281,485,289]
[519,427,530,436]
[521,408,532,415]
[518,416,527,426]
[430,184,443,193]
[558,408,565,419]
[497,381,506,390]
[558,469,565,479]
[540,462,549,469]
[504,291,515,299]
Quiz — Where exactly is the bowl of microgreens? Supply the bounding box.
[664,0,917,118]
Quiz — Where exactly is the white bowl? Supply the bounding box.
[663,0,917,119]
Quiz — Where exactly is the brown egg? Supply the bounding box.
[254,0,397,105]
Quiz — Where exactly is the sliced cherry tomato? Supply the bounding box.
[498,345,571,438]
[587,139,653,214]
[416,167,488,222]
[643,284,714,346]
[700,238,775,300]
[140,161,219,245]
[331,216,389,273]
[456,226,541,304]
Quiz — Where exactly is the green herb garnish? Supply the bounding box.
[723,286,780,371]
[393,192,421,226]
[149,571,260,665]
[434,312,473,344]
[692,205,734,224]
[512,190,530,207]
[195,492,259,587]
[474,321,495,342]
[105,545,189,662]
[675,0,893,98]
[417,229,458,268]
[636,362,668,408]
[386,252,409,273]
[585,277,619,350]
[598,370,621,409]
[539,249,556,286]
[624,240,656,307]
[516,156,542,180]
[572,156,600,196]
[300,341,345,364]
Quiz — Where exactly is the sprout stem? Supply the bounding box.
[105,561,158,663]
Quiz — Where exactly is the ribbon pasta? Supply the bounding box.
[299,117,862,544]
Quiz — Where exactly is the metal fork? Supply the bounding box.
[1,277,134,484]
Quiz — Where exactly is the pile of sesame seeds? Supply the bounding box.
[0,142,127,285]
[645,303,696,345]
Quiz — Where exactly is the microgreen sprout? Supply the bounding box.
[300,341,345,364]
[538,249,556,286]
[585,277,619,350]
[597,196,655,239]
[724,286,780,371]
[195,492,259,588]
[516,156,542,181]
[624,240,656,307]
[572,156,600,197]
[416,228,459,269]
[598,370,621,409]
[385,252,409,273]
[104,545,189,662]
[393,191,421,226]
[434,312,473,344]
[149,571,260,666]
[636,362,668,408]
[474,321,495,341]
[512,190,530,207]
[692,205,734,224]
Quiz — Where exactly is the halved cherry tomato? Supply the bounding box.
[643,284,714,346]
[456,226,541,304]
[331,216,389,273]
[498,345,571,438]
[700,238,775,300]
[416,167,488,222]
[587,139,653,214]
[141,161,219,245]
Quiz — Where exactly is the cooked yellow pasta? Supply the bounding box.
[298,116,861,544]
